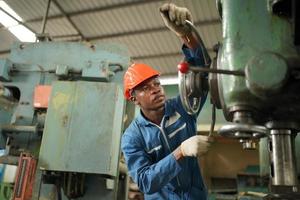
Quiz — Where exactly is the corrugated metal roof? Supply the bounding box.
[137,54,184,75]
[0,28,17,51]
[0,0,222,76]
[5,0,61,21]
[70,1,165,37]
[98,30,181,58]
[27,18,79,37]
[57,0,137,13]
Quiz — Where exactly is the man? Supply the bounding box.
[121,3,211,200]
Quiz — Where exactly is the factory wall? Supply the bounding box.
[199,137,259,189]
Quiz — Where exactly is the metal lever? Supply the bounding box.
[178,20,211,115]
[184,20,211,67]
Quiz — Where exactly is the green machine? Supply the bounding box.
[0,41,131,199]
[179,0,300,199]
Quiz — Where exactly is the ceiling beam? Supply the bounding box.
[85,19,220,41]
[39,0,51,34]
[0,7,37,34]
[132,52,183,60]
[25,0,165,23]
[44,18,219,41]
[51,0,85,40]
[132,49,214,60]
[0,18,219,55]
[52,34,81,39]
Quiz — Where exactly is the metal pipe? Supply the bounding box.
[209,104,216,137]
[189,66,245,76]
[40,0,52,34]
[1,125,37,133]
[269,129,298,186]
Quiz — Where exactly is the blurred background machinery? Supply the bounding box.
[179,0,300,199]
[0,41,131,200]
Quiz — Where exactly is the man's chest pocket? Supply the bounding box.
[166,122,188,149]
[145,142,165,162]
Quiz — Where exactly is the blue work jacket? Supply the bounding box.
[121,45,209,200]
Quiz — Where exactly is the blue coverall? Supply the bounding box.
[121,46,209,200]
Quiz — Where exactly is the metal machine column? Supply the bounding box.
[269,129,298,191]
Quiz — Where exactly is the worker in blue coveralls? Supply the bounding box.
[122,3,212,200]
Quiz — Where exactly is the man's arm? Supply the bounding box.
[181,31,201,49]
[121,133,182,194]
[160,3,211,117]
[122,130,211,194]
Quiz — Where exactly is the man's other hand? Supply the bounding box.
[181,135,211,157]
[159,3,193,36]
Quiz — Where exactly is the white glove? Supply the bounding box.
[181,135,211,157]
[159,3,193,36]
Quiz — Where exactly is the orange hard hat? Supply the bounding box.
[123,63,160,100]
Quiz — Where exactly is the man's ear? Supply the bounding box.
[130,96,140,106]
[130,96,136,102]
[130,96,137,103]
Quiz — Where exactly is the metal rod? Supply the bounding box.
[132,50,214,60]
[52,0,85,40]
[189,66,245,76]
[185,20,211,67]
[40,0,52,34]
[16,159,27,197]
[1,125,37,133]
[209,104,216,137]
[52,34,81,39]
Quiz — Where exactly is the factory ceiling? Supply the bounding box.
[0,0,221,77]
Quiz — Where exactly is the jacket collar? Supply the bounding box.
[136,99,176,126]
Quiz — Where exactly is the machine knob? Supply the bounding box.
[245,52,288,98]
[178,62,189,74]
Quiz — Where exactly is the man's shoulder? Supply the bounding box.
[165,96,180,108]
[165,96,186,115]
[121,118,144,148]
[123,118,142,139]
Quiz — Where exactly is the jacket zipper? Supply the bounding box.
[151,117,182,188]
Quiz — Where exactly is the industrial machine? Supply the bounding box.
[0,41,131,200]
[178,0,300,199]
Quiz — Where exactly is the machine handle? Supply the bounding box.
[184,20,211,67]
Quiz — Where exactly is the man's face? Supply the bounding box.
[131,76,166,111]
